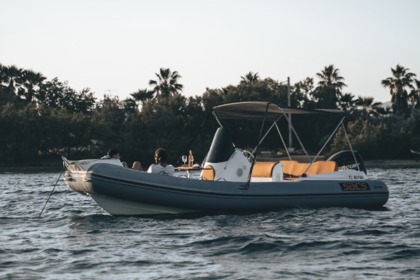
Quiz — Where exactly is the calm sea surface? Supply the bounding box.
[1,168,419,279]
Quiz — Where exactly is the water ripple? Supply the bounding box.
[1,169,420,279]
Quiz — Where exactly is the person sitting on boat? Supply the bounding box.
[101,148,132,168]
[101,148,122,160]
[147,148,175,176]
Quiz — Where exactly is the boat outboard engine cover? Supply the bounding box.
[327,150,367,174]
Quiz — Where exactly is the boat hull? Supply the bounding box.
[64,163,389,216]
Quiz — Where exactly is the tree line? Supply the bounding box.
[1,63,420,168]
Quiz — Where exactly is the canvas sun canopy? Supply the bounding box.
[212,101,343,121]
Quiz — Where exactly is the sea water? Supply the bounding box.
[0,168,419,279]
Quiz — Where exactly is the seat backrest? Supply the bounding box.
[281,160,338,178]
[280,160,302,178]
[306,161,337,175]
[252,161,278,177]
[200,165,215,180]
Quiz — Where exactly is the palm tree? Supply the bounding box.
[381,64,416,118]
[2,65,23,99]
[337,93,356,112]
[316,65,347,90]
[240,72,260,85]
[22,69,46,104]
[130,89,154,106]
[313,65,347,108]
[149,68,183,98]
[355,97,382,120]
[355,96,382,139]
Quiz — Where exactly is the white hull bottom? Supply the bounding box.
[90,193,198,216]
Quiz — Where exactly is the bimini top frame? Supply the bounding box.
[211,101,352,166]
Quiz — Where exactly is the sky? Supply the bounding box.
[1,0,420,103]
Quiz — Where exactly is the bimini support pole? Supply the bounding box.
[242,116,282,190]
[275,122,291,160]
[282,111,311,162]
[251,117,281,155]
[243,104,279,190]
[212,110,223,128]
[302,116,346,175]
[341,120,360,171]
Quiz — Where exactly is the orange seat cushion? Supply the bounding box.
[252,161,279,177]
[280,160,337,178]
[306,161,337,175]
[201,165,215,180]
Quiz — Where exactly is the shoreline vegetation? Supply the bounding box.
[1,64,420,166]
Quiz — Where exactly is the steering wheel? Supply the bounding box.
[242,150,255,163]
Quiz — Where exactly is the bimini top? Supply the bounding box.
[213,101,343,121]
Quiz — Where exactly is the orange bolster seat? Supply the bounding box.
[201,164,215,180]
[280,160,337,179]
[305,161,337,175]
[280,160,301,178]
[252,161,279,177]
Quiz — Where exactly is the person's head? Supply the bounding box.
[154,148,168,164]
[132,161,142,171]
[108,149,121,159]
